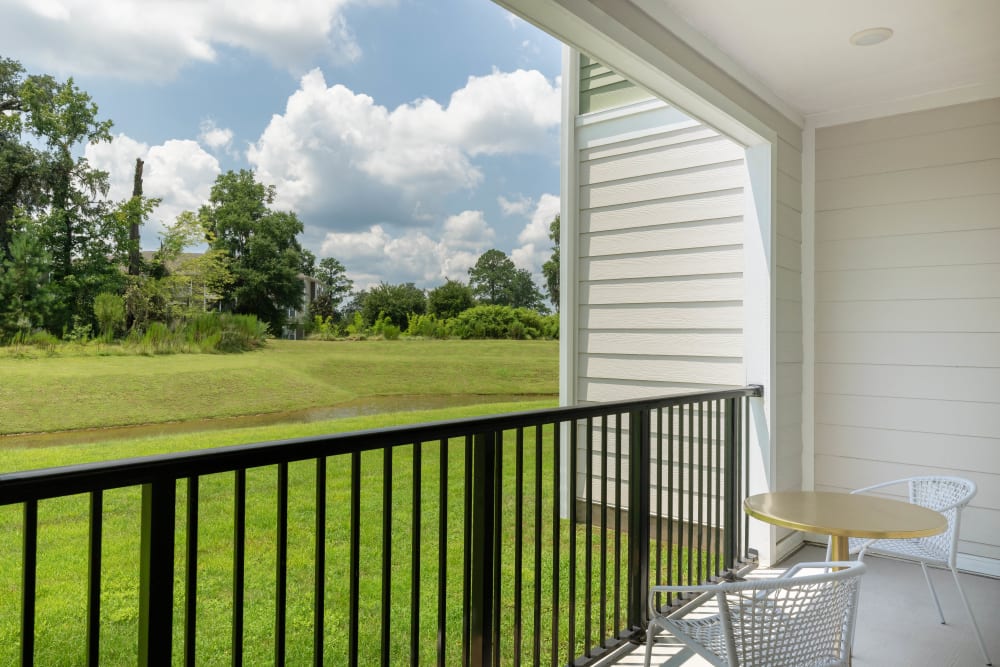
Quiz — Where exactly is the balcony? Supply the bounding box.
[1,387,760,666]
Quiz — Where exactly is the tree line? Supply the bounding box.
[0,57,559,346]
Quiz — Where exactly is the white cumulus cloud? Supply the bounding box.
[0,0,384,80]
[510,193,560,275]
[86,133,221,246]
[198,120,235,155]
[248,67,560,233]
[320,209,496,288]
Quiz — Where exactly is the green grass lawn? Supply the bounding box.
[0,338,558,435]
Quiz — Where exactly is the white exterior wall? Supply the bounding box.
[814,98,1000,573]
[507,0,806,564]
[575,100,747,401]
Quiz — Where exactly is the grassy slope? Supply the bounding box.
[0,339,558,435]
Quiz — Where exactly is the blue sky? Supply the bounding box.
[0,0,563,288]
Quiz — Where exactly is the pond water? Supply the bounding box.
[0,394,555,449]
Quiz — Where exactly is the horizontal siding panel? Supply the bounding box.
[580,331,743,357]
[580,69,627,92]
[582,191,743,233]
[815,424,1000,473]
[580,162,744,209]
[815,394,1000,440]
[815,363,1000,404]
[816,159,1000,210]
[815,193,1000,241]
[580,354,743,385]
[776,267,801,301]
[581,136,743,184]
[577,380,729,403]
[776,170,802,212]
[581,275,742,305]
[776,362,803,396]
[816,264,1000,301]
[776,202,802,243]
[581,219,742,256]
[581,303,743,330]
[813,456,1000,518]
[776,331,802,363]
[581,247,743,281]
[777,138,802,180]
[776,234,801,271]
[776,298,802,333]
[777,399,802,428]
[580,125,718,161]
[816,298,1000,333]
[580,81,653,115]
[815,332,1000,367]
[815,98,1000,150]
[816,123,1000,181]
[817,228,1000,271]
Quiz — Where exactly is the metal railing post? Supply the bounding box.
[722,397,739,573]
[627,408,651,632]
[469,431,497,667]
[138,479,176,666]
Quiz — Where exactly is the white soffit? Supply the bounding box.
[635,0,1000,126]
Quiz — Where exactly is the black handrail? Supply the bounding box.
[0,385,762,667]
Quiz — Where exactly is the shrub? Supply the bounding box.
[447,305,557,340]
[93,292,126,342]
[406,313,447,339]
[309,315,341,341]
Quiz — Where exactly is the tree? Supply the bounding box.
[315,256,354,315]
[1,57,120,333]
[509,268,547,312]
[360,282,426,330]
[199,170,306,333]
[541,214,559,309]
[0,216,53,335]
[428,279,474,319]
[468,249,517,305]
[468,249,547,312]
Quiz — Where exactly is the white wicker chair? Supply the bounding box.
[842,476,992,665]
[644,561,866,667]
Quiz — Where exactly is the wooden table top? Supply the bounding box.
[744,491,947,540]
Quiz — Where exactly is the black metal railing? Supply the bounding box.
[0,385,761,666]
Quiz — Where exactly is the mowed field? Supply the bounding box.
[0,338,558,436]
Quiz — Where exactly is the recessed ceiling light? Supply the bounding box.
[850,27,894,46]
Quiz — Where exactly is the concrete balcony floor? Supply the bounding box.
[607,544,1000,667]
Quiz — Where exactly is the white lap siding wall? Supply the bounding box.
[814,98,1000,573]
[572,95,747,526]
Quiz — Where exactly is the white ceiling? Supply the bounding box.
[635,0,1000,125]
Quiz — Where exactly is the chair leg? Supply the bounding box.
[950,566,993,666]
[644,622,656,667]
[920,562,946,624]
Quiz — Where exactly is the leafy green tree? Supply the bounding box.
[314,256,354,316]
[0,217,53,335]
[1,57,122,333]
[468,249,546,312]
[468,249,517,305]
[360,282,426,330]
[541,214,559,309]
[427,278,474,319]
[200,170,306,332]
[510,268,548,312]
[300,248,316,276]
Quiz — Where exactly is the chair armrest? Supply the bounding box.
[850,478,910,495]
[779,561,857,579]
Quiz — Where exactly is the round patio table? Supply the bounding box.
[743,490,947,562]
